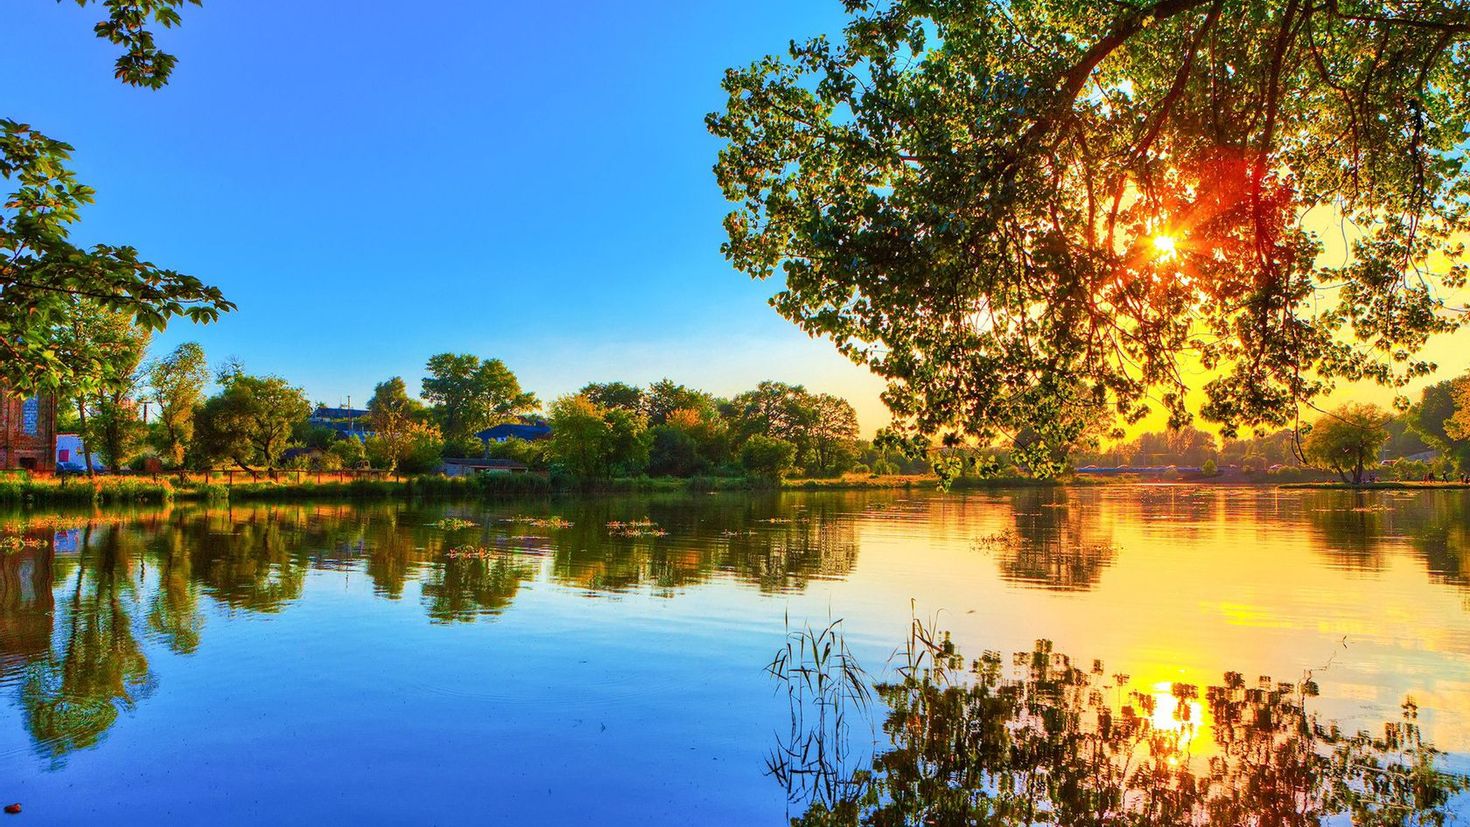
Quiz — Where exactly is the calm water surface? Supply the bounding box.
[1,486,1468,824]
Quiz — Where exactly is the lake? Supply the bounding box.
[1,486,1468,824]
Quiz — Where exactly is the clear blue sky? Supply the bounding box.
[3,0,889,431]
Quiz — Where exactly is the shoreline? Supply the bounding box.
[4,472,1470,509]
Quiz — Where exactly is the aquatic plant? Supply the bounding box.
[606,519,668,538]
[432,517,478,531]
[766,616,874,813]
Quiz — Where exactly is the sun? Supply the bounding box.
[1152,234,1179,260]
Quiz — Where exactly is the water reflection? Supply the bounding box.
[18,526,155,767]
[975,489,1119,591]
[772,621,1470,825]
[0,496,865,760]
[0,487,1466,793]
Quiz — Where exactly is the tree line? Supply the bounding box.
[1070,375,1470,485]
[58,338,924,482]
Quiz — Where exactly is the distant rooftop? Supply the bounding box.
[476,422,551,442]
[312,406,370,421]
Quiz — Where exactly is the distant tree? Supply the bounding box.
[546,395,650,479]
[649,425,703,477]
[711,0,1470,473]
[145,342,209,467]
[1303,404,1392,485]
[328,437,366,470]
[1411,377,1470,469]
[1,2,231,392]
[1382,417,1431,460]
[366,421,442,475]
[1219,428,1302,469]
[644,380,715,426]
[1447,381,1470,447]
[485,436,548,471]
[366,377,429,472]
[730,381,859,476]
[421,353,537,445]
[649,405,732,476]
[194,370,311,470]
[806,393,860,475]
[579,381,645,414]
[91,397,148,470]
[740,435,797,481]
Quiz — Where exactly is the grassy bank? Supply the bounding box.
[11,469,1341,509]
[1279,480,1470,491]
[0,475,177,506]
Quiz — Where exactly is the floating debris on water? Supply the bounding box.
[972,530,1017,551]
[446,545,501,559]
[503,516,574,529]
[0,536,46,553]
[607,519,667,538]
[432,517,478,531]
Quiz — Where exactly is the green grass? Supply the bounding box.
[0,475,175,506]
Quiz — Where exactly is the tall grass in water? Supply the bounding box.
[0,474,173,505]
[765,615,873,812]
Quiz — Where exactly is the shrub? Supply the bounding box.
[741,435,797,480]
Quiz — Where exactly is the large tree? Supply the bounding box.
[1303,403,1391,484]
[711,0,1470,473]
[420,353,538,445]
[146,341,209,467]
[2,1,231,392]
[730,381,860,476]
[545,394,651,480]
[53,299,152,473]
[365,377,432,472]
[194,369,311,470]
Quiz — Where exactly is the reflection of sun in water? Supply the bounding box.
[1152,234,1179,260]
[1149,681,1205,765]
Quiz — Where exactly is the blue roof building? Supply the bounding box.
[476,422,551,443]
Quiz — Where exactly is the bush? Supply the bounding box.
[740,435,797,480]
[328,438,366,469]
[1201,459,1218,477]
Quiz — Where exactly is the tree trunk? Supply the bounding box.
[76,398,95,477]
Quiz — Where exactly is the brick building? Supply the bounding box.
[0,387,57,472]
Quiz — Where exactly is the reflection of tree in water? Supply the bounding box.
[773,622,1469,825]
[19,526,156,766]
[1301,491,1391,571]
[146,521,203,655]
[978,489,1118,591]
[539,495,858,595]
[171,506,312,612]
[713,498,858,593]
[1398,493,1470,594]
[1298,491,1470,604]
[421,553,537,623]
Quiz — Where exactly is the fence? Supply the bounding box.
[51,468,404,487]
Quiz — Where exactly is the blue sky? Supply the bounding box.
[3,0,890,430]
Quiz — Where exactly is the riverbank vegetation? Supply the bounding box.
[44,340,1470,495]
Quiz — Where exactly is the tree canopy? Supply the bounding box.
[710,0,1470,473]
[194,369,311,470]
[1302,402,1391,483]
[1,0,230,392]
[420,353,538,445]
[146,341,209,466]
